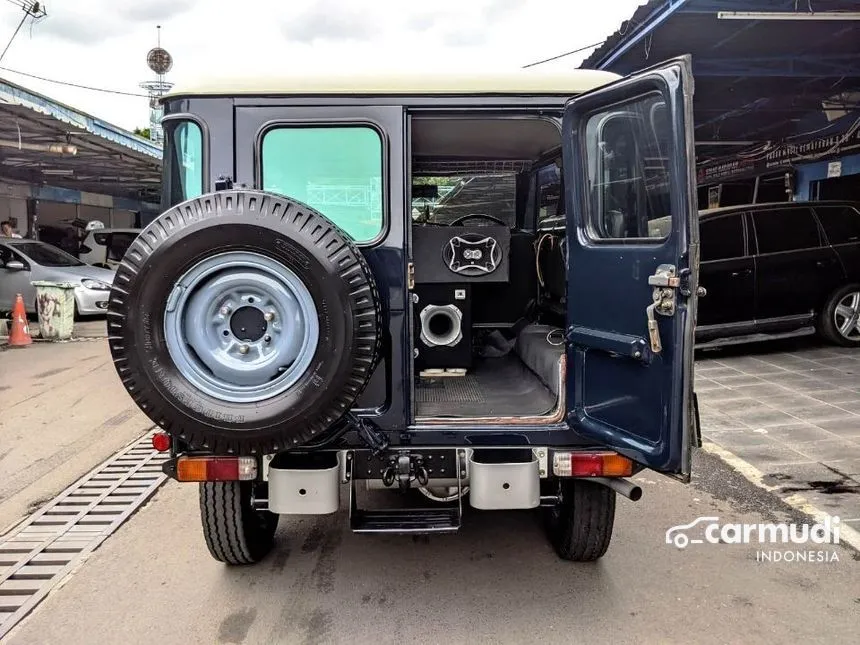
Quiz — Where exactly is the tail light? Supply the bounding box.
[552,451,633,477]
[176,456,258,482]
[151,432,171,452]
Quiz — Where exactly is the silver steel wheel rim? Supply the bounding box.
[833,291,860,341]
[163,251,319,403]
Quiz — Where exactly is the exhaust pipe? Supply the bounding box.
[591,477,642,501]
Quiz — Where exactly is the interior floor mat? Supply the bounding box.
[415,355,556,418]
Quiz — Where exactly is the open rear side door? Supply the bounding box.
[562,56,700,480]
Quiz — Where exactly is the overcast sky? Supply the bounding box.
[0,0,643,133]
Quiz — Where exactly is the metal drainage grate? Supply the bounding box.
[0,428,167,638]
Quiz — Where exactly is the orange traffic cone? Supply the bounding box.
[7,294,32,347]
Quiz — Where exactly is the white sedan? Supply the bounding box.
[0,239,115,316]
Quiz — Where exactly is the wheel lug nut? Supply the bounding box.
[220,306,231,316]
[264,335,271,343]
[264,311,275,322]
[238,345,249,355]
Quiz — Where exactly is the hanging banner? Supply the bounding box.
[697,125,860,185]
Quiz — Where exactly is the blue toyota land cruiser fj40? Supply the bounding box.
[109,57,702,564]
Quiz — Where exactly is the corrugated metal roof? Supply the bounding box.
[580,0,860,166]
[0,77,162,202]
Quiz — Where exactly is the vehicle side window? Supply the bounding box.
[535,161,562,228]
[108,233,137,261]
[584,92,672,241]
[261,126,384,243]
[93,232,108,245]
[700,214,745,262]
[164,120,204,206]
[0,247,28,269]
[752,207,821,254]
[814,205,860,245]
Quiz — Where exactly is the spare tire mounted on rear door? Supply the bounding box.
[108,190,382,455]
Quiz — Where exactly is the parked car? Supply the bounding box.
[36,224,82,257]
[0,239,115,316]
[106,59,702,565]
[696,200,860,348]
[79,228,141,269]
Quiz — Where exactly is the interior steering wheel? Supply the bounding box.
[448,214,508,227]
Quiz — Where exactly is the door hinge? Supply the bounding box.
[407,262,415,290]
[677,267,706,298]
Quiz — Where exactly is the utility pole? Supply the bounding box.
[1,1,47,63]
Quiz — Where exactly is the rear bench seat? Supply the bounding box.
[515,323,565,397]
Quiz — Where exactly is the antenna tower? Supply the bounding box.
[138,25,173,145]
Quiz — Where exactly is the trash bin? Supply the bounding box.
[32,281,77,341]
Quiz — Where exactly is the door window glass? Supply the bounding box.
[261,126,384,242]
[752,207,821,254]
[814,205,860,245]
[108,233,138,261]
[535,160,562,228]
[165,121,204,205]
[583,92,673,241]
[700,215,745,262]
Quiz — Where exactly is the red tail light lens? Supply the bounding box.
[552,451,633,477]
[151,433,171,452]
[176,457,258,482]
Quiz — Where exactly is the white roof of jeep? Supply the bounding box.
[164,69,621,99]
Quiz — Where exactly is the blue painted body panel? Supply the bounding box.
[161,73,698,471]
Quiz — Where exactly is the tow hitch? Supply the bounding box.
[344,448,467,534]
[382,452,430,492]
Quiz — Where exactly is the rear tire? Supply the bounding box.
[544,479,615,562]
[817,284,860,347]
[199,481,278,565]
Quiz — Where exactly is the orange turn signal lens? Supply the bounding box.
[552,451,633,477]
[176,457,258,482]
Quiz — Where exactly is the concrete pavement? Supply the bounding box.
[696,338,860,530]
[3,451,858,645]
[1,337,858,644]
[0,341,152,534]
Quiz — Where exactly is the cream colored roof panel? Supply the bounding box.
[164,70,621,99]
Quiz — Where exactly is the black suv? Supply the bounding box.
[697,201,860,348]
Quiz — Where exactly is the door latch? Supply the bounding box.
[645,264,678,354]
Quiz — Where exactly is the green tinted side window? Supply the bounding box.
[168,121,203,203]
[261,127,384,242]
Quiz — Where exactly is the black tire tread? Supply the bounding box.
[551,479,616,562]
[199,482,276,565]
[108,191,383,454]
